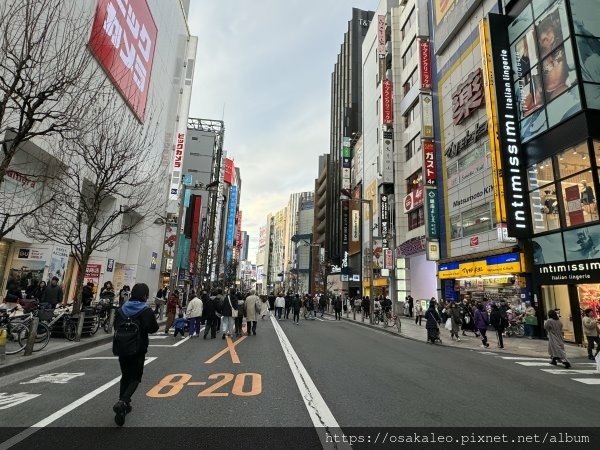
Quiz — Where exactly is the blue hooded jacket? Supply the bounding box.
[121,299,149,317]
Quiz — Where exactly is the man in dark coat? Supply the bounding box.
[333,296,342,320]
[292,294,302,325]
[82,282,95,307]
[425,299,442,344]
[112,283,158,426]
[41,276,62,308]
[407,295,414,317]
[318,295,327,318]
[203,295,219,339]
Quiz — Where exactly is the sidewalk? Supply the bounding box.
[0,303,166,376]
[333,310,590,360]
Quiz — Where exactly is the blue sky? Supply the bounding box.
[187,0,379,260]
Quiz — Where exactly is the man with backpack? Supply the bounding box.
[112,283,159,426]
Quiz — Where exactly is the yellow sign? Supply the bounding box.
[435,0,455,25]
[438,257,522,279]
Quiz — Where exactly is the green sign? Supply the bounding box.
[425,187,438,239]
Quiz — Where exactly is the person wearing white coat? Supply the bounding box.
[274,292,285,320]
[186,294,203,337]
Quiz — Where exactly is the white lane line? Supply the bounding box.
[500,357,549,360]
[572,378,600,384]
[0,357,157,450]
[172,336,190,347]
[540,369,599,375]
[270,316,351,450]
[515,361,555,366]
[80,357,118,360]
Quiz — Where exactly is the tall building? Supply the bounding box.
[290,192,315,294]
[327,8,375,282]
[1,0,196,299]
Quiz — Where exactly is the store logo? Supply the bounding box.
[452,68,484,125]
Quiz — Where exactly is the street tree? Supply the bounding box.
[0,0,98,239]
[23,98,163,340]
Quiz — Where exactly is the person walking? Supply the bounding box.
[582,308,599,361]
[460,299,479,337]
[234,292,246,337]
[319,294,326,318]
[220,288,237,339]
[489,303,507,349]
[164,290,180,334]
[544,309,571,368]
[407,295,414,318]
[473,302,490,348]
[284,293,292,319]
[447,302,462,341]
[112,283,158,426]
[202,294,219,339]
[274,292,285,320]
[333,296,342,320]
[523,301,538,339]
[185,292,203,337]
[291,294,302,325]
[244,290,260,335]
[259,295,269,320]
[425,299,442,344]
[414,301,424,326]
[361,296,370,320]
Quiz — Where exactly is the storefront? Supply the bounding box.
[438,252,533,311]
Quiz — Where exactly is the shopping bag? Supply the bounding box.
[444,318,452,330]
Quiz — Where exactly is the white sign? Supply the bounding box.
[420,93,434,139]
[352,210,360,242]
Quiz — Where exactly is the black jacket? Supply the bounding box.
[113,302,158,355]
[221,294,238,316]
[425,307,441,329]
[82,286,94,306]
[292,297,302,312]
[333,298,342,311]
[489,309,507,331]
[203,296,219,320]
[41,284,62,306]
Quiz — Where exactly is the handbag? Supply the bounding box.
[444,317,452,330]
[229,296,238,318]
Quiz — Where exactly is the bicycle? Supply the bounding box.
[383,310,402,333]
[0,307,32,355]
[373,309,385,325]
[39,305,76,342]
[94,299,113,333]
[505,320,525,337]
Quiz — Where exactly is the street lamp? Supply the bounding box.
[340,193,374,324]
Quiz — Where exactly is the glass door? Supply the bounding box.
[541,284,574,342]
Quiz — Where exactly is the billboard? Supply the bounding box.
[89,0,157,122]
[419,40,432,90]
[382,80,393,125]
[224,158,235,185]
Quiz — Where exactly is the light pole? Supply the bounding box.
[340,194,373,324]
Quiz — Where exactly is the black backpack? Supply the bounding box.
[112,309,143,356]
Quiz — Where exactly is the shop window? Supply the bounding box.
[560,171,598,227]
[542,284,574,342]
[530,186,561,234]
[450,215,462,239]
[527,157,554,192]
[556,142,590,179]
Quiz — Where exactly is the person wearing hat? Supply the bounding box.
[164,289,181,334]
[41,276,63,309]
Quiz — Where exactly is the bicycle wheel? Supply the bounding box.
[102,316,111,333]
[516,324,525,337]
[63,317,76,341]
[88,315,100,335]
[373,314,380,325]
[5,323,27,355]
[18,322,51,352]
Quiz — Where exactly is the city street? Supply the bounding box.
[0,314,598,449]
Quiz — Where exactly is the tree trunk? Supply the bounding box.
[73,257,88,342]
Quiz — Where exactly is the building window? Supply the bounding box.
[401,7,415,39]
[403,100,418,128]
[407,171,423,193]
[449,204,494,240]
[403,69,418,97]
[402,38,417,68]
[408,207,424,231]
[404,134,421,161]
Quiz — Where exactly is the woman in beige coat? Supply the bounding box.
[544,309,571,368]
[244,290,260,335]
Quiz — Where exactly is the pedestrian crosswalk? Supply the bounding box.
[481,353,600,386]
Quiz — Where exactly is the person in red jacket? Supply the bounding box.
[164,290,181,334]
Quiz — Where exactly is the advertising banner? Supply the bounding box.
[423,141,436,186]
[425,187,439,239]
[89,0,157,121]
[382,80,393,125]
[85,264,102,289]
[380,194,390,249]
[377,15,386,56]
[419,40,432,90]
[420,93,434,138]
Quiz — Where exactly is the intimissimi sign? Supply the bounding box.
[487,14,531,238]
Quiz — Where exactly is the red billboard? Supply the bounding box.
[419,40,432,90]
[382,79,393,125]
[89,0,157,122]
[423,141,436,185]
[224,158,235,185]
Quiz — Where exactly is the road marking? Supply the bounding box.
[500,357,549,360]
[541,369,599,375]
[515,361,554,366]
[80,357,118,360]
[149,335,169,340]
[270,316,350,450]
[0,393,40,410]
[21,373,85,384]
[0,357,157,450]
[205,336,246,364]
[572,378,600,384]
[187,381,206,386]
[172,336,190,347]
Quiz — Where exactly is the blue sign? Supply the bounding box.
[225,187,237,261]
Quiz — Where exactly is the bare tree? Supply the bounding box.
[0,0,97,238]
[23,99,163,339]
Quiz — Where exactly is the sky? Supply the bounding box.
[187,0,379,261]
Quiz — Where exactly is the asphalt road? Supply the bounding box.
[0,314,598,449]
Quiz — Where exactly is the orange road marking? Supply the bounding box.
[204,336,246,364]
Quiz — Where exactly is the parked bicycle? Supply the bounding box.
[0,306,32,355]
[383,310,402,333]
[506,319,525,337]
[94,299,114,333]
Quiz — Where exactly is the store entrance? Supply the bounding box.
[540,285,574,342]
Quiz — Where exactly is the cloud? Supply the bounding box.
[187,0,378,260]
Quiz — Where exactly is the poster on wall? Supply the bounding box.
[8,260,45,292]
[48,246,69,285]
[85,264,102,290]
[564,224,600,261]
[532,233,564,265]
[565,184,585,226]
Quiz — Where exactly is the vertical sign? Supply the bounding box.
[352,210,360,242]
[420,93,434,138]
[382,80,393,125]
[170,132,185,200]
[377,15,386,56]
[485,14,531,238]
[380,194,390,248]
[425,187,439,239]
[106,258,114,272]
[381,130,394,183]
[384,249,393,270]
[423,141,437,186]
[480,18,508,225]
[419,40,432,90]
